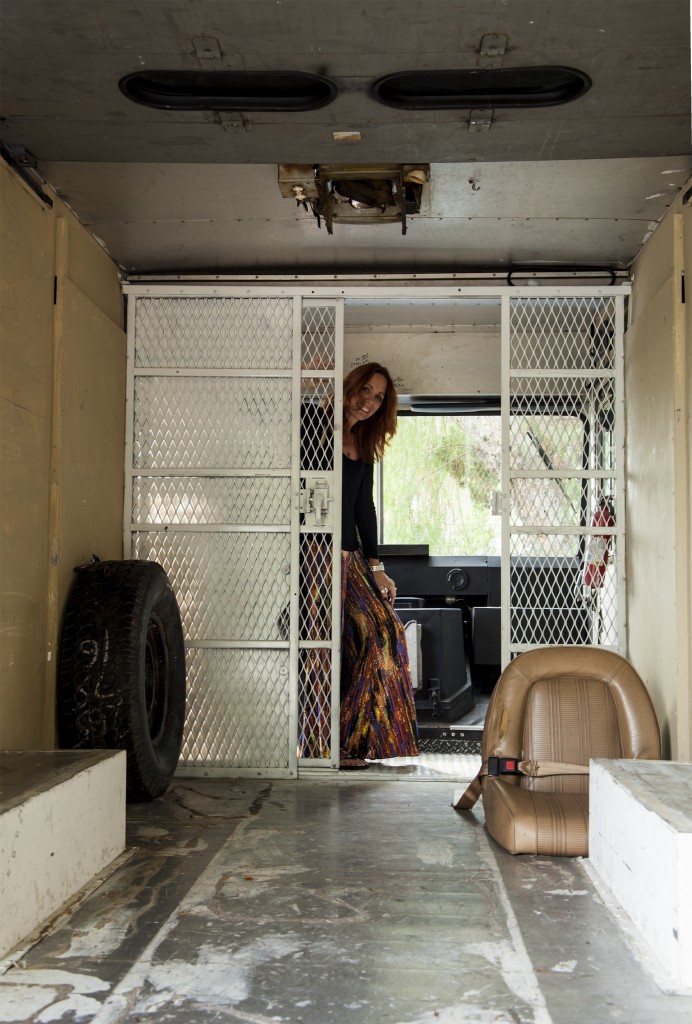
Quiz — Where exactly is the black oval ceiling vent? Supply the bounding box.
[371,66,591,109]
[119,70,338,112]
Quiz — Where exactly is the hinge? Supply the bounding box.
[478,33,508,68]
[682,272,685,305]
[53,275,58,305]
[468,109,493,132]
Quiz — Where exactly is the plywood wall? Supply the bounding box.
[626,185,692,759]
[0,161,126,748]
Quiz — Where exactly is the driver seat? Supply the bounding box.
[454,646,661,856]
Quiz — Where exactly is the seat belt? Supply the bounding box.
[453,756,590,810]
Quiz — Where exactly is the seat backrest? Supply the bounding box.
[482,646,661,793]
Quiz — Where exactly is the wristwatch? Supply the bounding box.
[370,562,386,573]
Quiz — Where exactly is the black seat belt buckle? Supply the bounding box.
[487,756,521,776]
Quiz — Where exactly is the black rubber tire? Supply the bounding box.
[58,560,186,802]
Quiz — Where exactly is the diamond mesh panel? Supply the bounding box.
[510,297,616,371]
[181,648,290,768]
[300,379,335,472]
[509,381,615,473]
[134,297,293,369]
[131,476,291,525]
[133,376,291,469]
[297,308,337,761]
[587,554,619,646]
[509,533,618,646]
[131,531,290,640]
[298,647,332,759]
[509,472,617,531]
[299,534,333,641]
[302,305,336,370]
[510,477,584,529]
[507,295,620,655]
[130,293,303,772]
[509,405,585,473]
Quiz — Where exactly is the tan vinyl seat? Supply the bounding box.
[455,646,661,856]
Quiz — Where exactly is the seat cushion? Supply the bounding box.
[484,777,589,856]
[522,676,623,794]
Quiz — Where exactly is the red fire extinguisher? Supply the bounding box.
[582,496,615,589]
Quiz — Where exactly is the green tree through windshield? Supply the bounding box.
[379,413,586,557]
[380,416,502,556]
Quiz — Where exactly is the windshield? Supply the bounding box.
[379,412,589,556]
[378,415,502,556]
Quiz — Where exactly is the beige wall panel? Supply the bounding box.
[1,162,124,749]
[678,203,692,758]
[0,407,54,745]
[629,211,675,325]
[0,164,55,747]
[345,329,501,394]
[627,180,692,759]
[625,280,677,755]
[63,217,123,328]
[54,279,126,641]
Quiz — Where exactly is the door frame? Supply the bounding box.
[123,282,629,777]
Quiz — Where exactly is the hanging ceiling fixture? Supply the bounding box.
[278,164,429,234]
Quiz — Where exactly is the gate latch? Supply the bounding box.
[301,476,334,527]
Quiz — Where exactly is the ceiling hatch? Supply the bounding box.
[278,164,430,234]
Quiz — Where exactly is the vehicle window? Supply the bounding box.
[379,411,589,557]
[379,415,501,556]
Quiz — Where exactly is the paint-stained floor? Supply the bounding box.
[1,776,691,1023]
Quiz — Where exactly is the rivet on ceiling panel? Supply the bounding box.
[193,37,223,65]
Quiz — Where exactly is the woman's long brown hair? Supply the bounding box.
[343,362,398,463]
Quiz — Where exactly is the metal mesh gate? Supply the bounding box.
[124,290,342,776]
[297,303,342,766]
[501,292,625,664]
[124,283,628,766]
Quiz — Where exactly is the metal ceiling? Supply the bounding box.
[1,0,690,274]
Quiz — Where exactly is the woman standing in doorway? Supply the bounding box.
[339,363,419,768]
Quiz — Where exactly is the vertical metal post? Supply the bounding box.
[123,296,136,559]
[331,299,344,765]
[500,294,511,669]
[614,293,627,654]
[297,299,342,772]
[289,297,303,760]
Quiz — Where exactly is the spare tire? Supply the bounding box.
[58,559,186,801]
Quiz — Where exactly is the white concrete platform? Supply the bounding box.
[587,758,692,993]
[0,749,126,959]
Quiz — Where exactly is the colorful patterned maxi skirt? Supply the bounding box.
[339,549,419,759]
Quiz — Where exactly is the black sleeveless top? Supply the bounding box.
[341,456,378,559]
[300,400,378,558]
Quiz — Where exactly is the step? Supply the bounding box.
[0,749,126,959]
[587,758,692,993]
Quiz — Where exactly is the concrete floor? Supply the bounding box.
[1,774,691,1024]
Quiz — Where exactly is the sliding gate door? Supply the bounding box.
[501,290,625,666]
[124,288,342,777]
